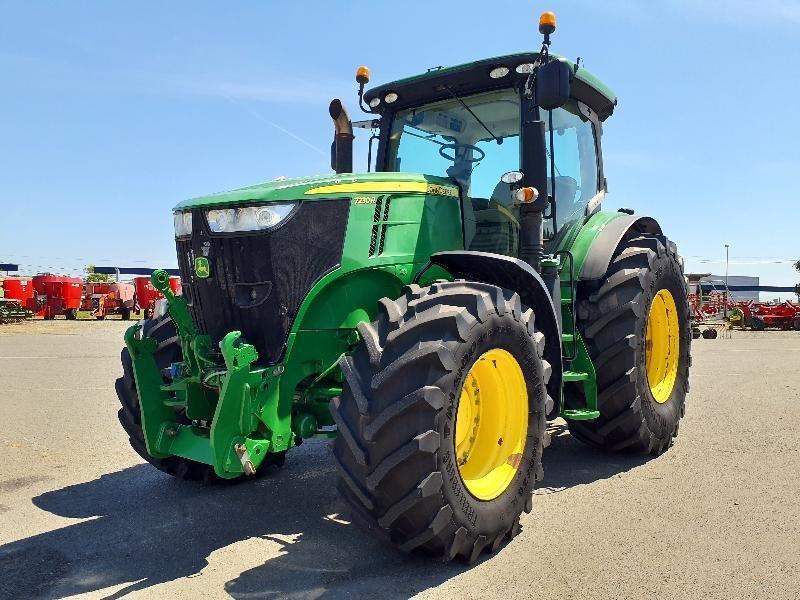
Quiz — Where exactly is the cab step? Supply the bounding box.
[562,370,588,382]
[562,409,601,420]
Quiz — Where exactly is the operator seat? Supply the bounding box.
[466,180,519,255]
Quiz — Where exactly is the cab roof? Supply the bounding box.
[364,52,617,121]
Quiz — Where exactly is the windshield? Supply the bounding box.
[387,88,520,200]
[386,88,523,255]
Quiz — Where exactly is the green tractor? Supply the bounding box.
[117,12,690,562]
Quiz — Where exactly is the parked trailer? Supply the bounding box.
[134,276,181,319]
[82,282,136,320]
[0,278,35,323]
[1,278,35,309]
[31,275,83,320]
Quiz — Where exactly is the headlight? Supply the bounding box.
[205,203,297,233]
[173,211,192,237]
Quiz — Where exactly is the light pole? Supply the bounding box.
[724,244,730,318]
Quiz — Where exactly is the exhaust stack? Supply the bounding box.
[329,99,354,174]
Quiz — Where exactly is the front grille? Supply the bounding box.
[176,199,350,364]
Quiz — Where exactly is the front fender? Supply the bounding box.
[428,251,563,411]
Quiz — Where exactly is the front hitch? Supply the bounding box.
[122,270,291,478]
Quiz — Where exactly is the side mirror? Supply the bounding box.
[536,59,571,110]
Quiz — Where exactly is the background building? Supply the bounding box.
[700,274,760,302]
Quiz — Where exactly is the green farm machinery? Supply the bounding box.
[117,12,691,562]
[0,299,34,324]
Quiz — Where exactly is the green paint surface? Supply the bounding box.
[174,172,457,210]
[365,51,616,112]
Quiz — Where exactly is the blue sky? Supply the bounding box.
[1,1,798,296]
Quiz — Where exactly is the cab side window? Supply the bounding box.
[542,103,599,239]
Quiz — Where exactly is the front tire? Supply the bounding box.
[116,315,220,482]
[332,281,550,562]
[566,234,691,455]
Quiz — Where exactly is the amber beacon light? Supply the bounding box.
[356,66,370,85]
[539,11,556,34]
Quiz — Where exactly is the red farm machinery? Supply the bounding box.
[1,277,34,307]
[688,274,799,336]
[31,275,83,320]
[134,275,181,319]
[687,276,729,338]
[730,300,800,331]
[81,281,136,320]
[0,274,35,323]
[89,266,181,320]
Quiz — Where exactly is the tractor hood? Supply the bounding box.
[174,172,458,210]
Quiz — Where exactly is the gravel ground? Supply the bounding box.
[0,320,798,599]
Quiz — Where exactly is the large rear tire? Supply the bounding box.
[566,234,691,455]
[115,314,220,482]
[332,281,550,562]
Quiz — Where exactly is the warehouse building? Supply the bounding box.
[696,274,760,302]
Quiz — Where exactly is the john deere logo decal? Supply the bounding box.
[194,256,210,278]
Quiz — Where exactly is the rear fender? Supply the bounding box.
[428,251,563,410]
[572,213,662,281]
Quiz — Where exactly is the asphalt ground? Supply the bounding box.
[0,320,798,599]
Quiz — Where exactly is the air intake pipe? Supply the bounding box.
[329,99,354,174]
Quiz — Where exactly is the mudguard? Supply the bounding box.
[428,251,563,410]
[573,213,662,281]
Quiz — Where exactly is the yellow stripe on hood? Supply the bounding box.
[304,181,458,197]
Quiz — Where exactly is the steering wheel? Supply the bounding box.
[439,143,485,163]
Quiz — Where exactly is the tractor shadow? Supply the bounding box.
[0,429,651,599]
[539,421,651,492]
[0,441,463,600]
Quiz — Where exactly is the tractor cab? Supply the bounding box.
[359,50,617,256]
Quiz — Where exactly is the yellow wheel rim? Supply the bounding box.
[645,289,680,404]
[455,348,528,501]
